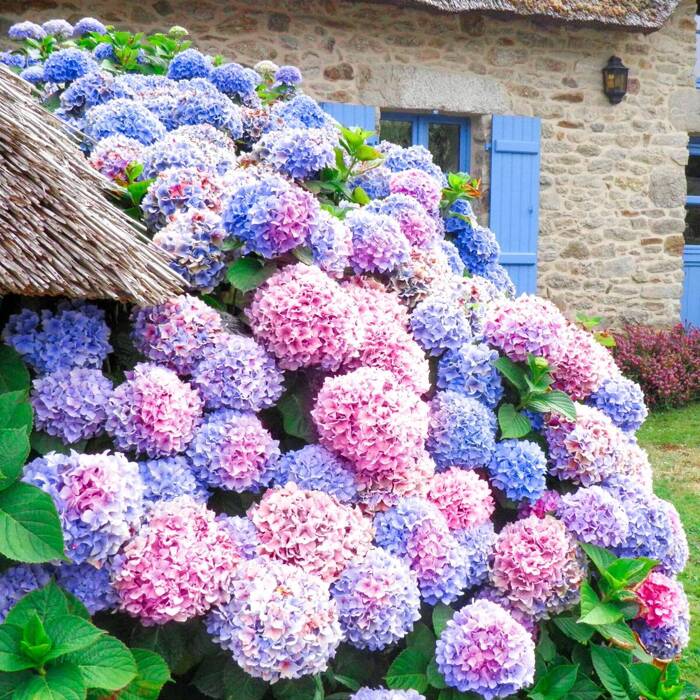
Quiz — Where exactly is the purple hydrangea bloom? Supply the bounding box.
[8,21,46,40]
[167,48,211,80]
[0,566,52,622]
[73,18,107,36]
[31,368,113,444]
[269,95,335,130]
[374,497,442,555]
[454,522,497,589]
[254,126,337,180]
[427,391,497,470]
[488,440,547,503]
[191,334,284,412]
[351,691,425,700]
[273,445,358,504]
[42,19,74,38]
[2,303,112,375]
[210,62,258,102]
[378,142,444,184]
[435,600,536,699]
[187,410,280,492]
[437,343,503,408]
[60,71,134,117]
[482,263,515,298]
[331,548,420,650]
[24,451,144,565]
[587,375,648,433]
[345,208,410,274]
[219,515,259,559]
[274,65,302,86]
[139,456,209,503]
[557,485,629,548]
[84,98,166,145]
[349,165,392,201]
[222,171,320,258]
[54,562,118,614]
[367,194,438,248]
[19,65,45,85]
[43,48,97,84]
[440,239,466,275]
[632,617,690,660]
[410,289,473,356]
[308,210,353,277]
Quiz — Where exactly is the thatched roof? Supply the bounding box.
[367,0,681,31]
[0,65,186,305]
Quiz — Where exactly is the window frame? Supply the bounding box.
[688,138,700,208]
[380,111,471,172]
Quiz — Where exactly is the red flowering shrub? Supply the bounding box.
[613,324,700,408]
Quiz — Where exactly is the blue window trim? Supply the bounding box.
[688,138,700,207]
[380,111,471,172]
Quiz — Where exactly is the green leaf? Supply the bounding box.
[590,645,632,700]
[626,664,662,699]
[226,257,277,293]
[5,583,70,628]
[529,664,579,700]
[331,674,360,692]
[19,612,52,665]
[129,622,190,673]
[354,145,381,161]
[493,356,528,393]
[125,178,153,206]
[0,669,32,697]
[0,390,32,430]
[0,427,29,491]
[43,615,103,662]
[605,558,657,588]
[432,603,455,638]
[526,391,576,420]
[351,187,370,205]
[569,675,604,700]
[579,581,600,617]
[117,649,171,700]
[12,661,86,700]
[405,622,436,662]
[537,625,556,663]
[0,346,30,394]
[579,601,624,626]
[277,391,317,443]
[273,677,317,700]
[552,616,595,644]
[29,432,76,457]
[64,635,136,691]
[597,622,650,661]
[0,481,65,562]
[580,544,618,577]
[0,624,34,672]
[293,247,314,265]
[498,404,532,439]
[426,657,447,689]
[385,648,430,693]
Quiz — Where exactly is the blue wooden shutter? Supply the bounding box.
[489,115,541,295]
[682,245,700,328]
[319,102,377,143]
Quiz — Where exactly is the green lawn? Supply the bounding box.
[637,403,700,684]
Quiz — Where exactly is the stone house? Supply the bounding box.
[3,0,699,327]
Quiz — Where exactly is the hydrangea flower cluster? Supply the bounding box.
[309,210,353,277]
[488,439,547,503]
[88,134,144,184]
[43,48,97,83]
[54,563,119,614]
[351,691,425,700]
[427,468,494,531]
[636,571,688,629]
[437,343,503,408]
[84,98,166,145]
[345,208,411,275]
[138,455,208,503]
[254,126,337,179]
[0,566,52,622]
[588,374,648,432]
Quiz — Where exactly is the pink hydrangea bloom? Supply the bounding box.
[88,134,144,184]
[105,362,203,458]
[636,572,689,629]
[427,467,495,531]
[389,169,441,213]
[619,438,654,491]
[342,276,410,329]
[312,367,429,478]
[250,482,373,582]
[491,515,585,619]
[518,490,562,519]
[248,264,361,371]
[112,496,240,626]
[131,295,224,376]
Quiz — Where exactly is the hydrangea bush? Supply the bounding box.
[0,20,694,700]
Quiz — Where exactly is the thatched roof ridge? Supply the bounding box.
[0,65,186,305]
[365,0,681,31]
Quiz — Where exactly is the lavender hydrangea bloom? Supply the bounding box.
[632,617,690,660]
[3,304,112,375]
[367,194,438,248]
[42,19,74,38]
[167,48,211,80]
[274,65,303,86]
[349,166,392,200]
[588,375,648,433]
[437,344,503,408]
[173,84,243,137]
[454,522,497,589]
[220,515,259,559]
[139,456,209,503]
[32,369,113,444]
[374,497,443,555]
[60,71,135,117]
[440,239,466,275]
[274,445,358,504]
[20,65,45,84]
[488,440,547,503]
[482,262,516,298]
[427,391,497,470]
[379,142,444,184]
[0,566,51,622]
[54,563,118,614]
[84,98,166,145]
[210,62,259,102]
[93,43,116,61]
[435,600,535,699]
[557,485,629,548]
[410,290,473,356]
[254,126,337,180]
[269,95,335,130]
[8,21,46,40]
[331,548,420,651]
[43,48,97,83]
[352,691,425,700]
[346,208,410,274]
[72,18,107,36]
[141,139,204,179]
[309,210,353,277]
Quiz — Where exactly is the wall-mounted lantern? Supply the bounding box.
[602,56,629,105]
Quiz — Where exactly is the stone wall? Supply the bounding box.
[2,0,696,326]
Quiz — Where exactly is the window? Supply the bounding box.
[379,112,471,173]
[686,139,700,245]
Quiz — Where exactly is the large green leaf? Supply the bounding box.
[0,624,34,672]
[580,544,617,577]
[64,635,136,691]
[569,675,603,700]
[0,482,65,562]
[43,615,104,662]
[497,404,532,439]
[277,391,317,443]
[604,558,657,589]
[493,356,528,393]
[551,616,595,644]
[528,664,579,700]
[117,648,171,700]
[590,645,632,700]
[432,603,455,638]
[0,427,30,491]
[0,669,32,698]
[578,581,600,618]
[578,602,624,626]
[19,612,52,665]
[5,582,71,627]
[0,391,32,431]
[0,346,30,395]
[426,657,447,689]
[272,677,316,700]
[12,661,86,700]
[405,622,436,662]
[385,648,429,693]
[626,664,661,699]
[526,391,576,420]
[226,257,277,293]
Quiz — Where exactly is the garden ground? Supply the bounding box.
[637,402,700,683]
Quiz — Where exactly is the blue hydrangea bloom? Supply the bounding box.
[273,445,358,504]
[1,51,26,69]
[60,71,135,117]
[482,262,516,298]
[8,21,46,40]
[220,515,259,559]
[488,439,547,503]
[43,48,97,84]
[93,43,116,61]
[444,198,475,235]
[587,375,648,433]
[440,239,466,275]
[269,94,335,130]
[20,65,44,85]
[454,522,497,589]
[254,126,336,180]
[410,290,473,356]
[379,142,444,184]
[139,456,209,503]
[373,497,443,556]
[427,391,497,470]
[53,563,118,614]
[632,618,689,660]
[308,210,352,277]
[447,200,499,276]
[167,48,211,80]
[42,19,74,38]
[349,166,392,200]
[274,65,302,86]
[437,343,503,408]
[209,62,258,102]
[141,139,203,179]
[173,84,243,138]
[351,690,425,700]
[0,566,51,622]
[84,98,166,145]
[346,208,410,275]
[72,17,107,36]
[2,304,112,375]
